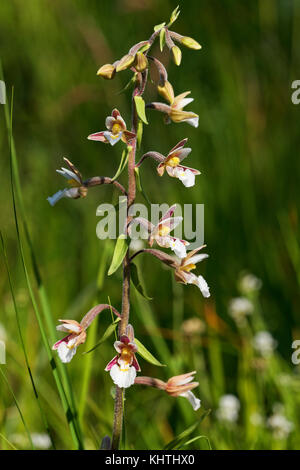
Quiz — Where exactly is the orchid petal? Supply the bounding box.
[103,131,123,146]
[87,131,107,142]
[109,364,136,388]
[180,391,201,410]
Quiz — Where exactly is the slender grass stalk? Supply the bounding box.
[6,86,83,449]
[0,367,34,449]
[0,62,83,446]
[0,232,55,449]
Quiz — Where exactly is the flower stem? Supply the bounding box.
[111,87,139,450]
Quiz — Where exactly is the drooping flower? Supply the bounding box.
[88,109,136,146]
[134,370,201,411]
[174,245,210,297]
[105,324,140,389]
[52,319,87,363]
[129,204,189,258]
[148,81,199,127]
[47,158,87,206]
[165,371,201,410]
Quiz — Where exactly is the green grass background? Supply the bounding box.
[0,0,300,450]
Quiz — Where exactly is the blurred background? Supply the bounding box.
[0,0,300,450]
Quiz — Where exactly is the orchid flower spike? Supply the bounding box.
[148,80,199,128]
[129,204,189,258]
[137,139,200,187]
[52,319,87,363]
[47,158,87,206]
[88,109,136,146]
[105,324,140,389]
[175,245,210,297]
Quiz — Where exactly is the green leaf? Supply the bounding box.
[108,234,129,275]
[159,28,166,52]
[164,409,211,450]
[130,262,152,300]
[112,148,129,181]
[138,43,151,53]
[117,73,137,95]
[134,96,148,124]
[135,167,151,205]
[178,435,212,450]
[135,338,166,367]
[154,22,165,32]
[137,119,143,150]
[168,6,180,26]
[84,318,120,354]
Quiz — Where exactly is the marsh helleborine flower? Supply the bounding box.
[52,319,86,363]
[137,138,200,187]
[88,109,136,146]
[174,245,210,297]
[105,324,140,389]
[129,204,189,258]
[165,371,201,410]
[47,158,87,206]
[149,80,199,128]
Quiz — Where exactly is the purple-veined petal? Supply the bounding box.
[159,204,177,222]
[132,355,141,372]
[168,138,188,155]
[129,217,154,234]
[105,355,119,371]
[87,131,107,142]
[52,335,70,350]
[119,334,130,345]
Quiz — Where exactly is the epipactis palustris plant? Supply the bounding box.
[48,7,209,449]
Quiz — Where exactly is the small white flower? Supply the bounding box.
[253,331,277,357]
[267,409,294,440]
[229,297,253,325]
[216,394,240,423]
[239,272,262,294]
[31,433,52,449]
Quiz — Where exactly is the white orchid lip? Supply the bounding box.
[105,325,140,389]
[52,319,86,363]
